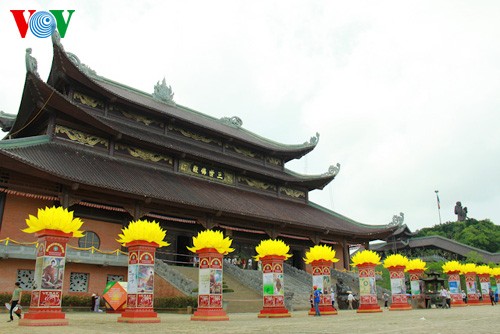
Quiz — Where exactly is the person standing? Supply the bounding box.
[94,293,101,312]
[313,286,322,316]
[383,292,389,308]
[330,289,335,308]
[7,282,22,322]
[489,288,496,306]
[90,293,96,311]
[347,291,355,310]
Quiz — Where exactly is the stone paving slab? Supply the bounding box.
[1,306,498,334]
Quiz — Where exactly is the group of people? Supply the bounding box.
[309,287,358,316]
[224,257,254,269]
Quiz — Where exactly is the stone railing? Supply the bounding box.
[223,261,262,292]
[155,260,197,296]
[283,263,312,285]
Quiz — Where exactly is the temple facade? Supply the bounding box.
[0,34,397,297]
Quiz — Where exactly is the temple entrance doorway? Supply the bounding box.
[176,235,192,266]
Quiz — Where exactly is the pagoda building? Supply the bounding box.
[0,34,397,296]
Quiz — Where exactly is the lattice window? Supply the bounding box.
[16,269,34,289]
[107,275,124,283]
[69,272,89,292]
[78,231,100,249]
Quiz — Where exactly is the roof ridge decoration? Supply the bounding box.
[322,163,340,177]
[304,132,320,146]
[25,48,40,78]
[152,78,175,105]
[0,111,16,132]
[51,30,98,78]
[66,52,98,78]
[220,116,243,128]
[389,212,404,226]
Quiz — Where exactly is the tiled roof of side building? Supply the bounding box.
[49,38,319,159]
[0,138,397,239]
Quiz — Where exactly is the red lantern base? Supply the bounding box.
[258,308,291,318]
[117,310,160,323]
[389,303,412,311]
[357,304,382,313]
[308,305,338,315]
[191,308,229,321]
[19,309,68,326]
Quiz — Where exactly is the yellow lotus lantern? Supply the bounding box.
[461,263,477,275]
[117,219,169,247]
[304,245,339,264]
[187,230,234,255]
[383,254,409,269]
[254,239,291,261]
[22,206,85,237]
[405,258,427,272]
[351,250,381,267]
[492,267,500,277]
[475,265,492,275]
[442,261,462,274]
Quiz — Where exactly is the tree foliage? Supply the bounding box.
[414,218,500,253]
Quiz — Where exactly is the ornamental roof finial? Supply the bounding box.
[389,212,405,226]
[220,116,243,128]
[152,78,175,104]
[323,163,340,177]
[25,48,40,78]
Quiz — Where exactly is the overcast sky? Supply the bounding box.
[1,1,499,232]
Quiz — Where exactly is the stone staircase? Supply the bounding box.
[155,260,197,296]
[155,261,390,312]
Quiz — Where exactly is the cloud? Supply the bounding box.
[1,1,499,231]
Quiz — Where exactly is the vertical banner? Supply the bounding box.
[191,248,229,321]
[409,272,421,296]
[478,274,491,305]
[21,230,72,326]
[33,239,66,307]
[308,260,337,315]
[465,273,480,305]
[258,255,290,318]
[357,263,382,313]
[446,272,465,306]
[197,256,223,309]
[388,266,411,310]
[118,242,160,323]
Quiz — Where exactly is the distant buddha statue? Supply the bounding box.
[454,201,467,221]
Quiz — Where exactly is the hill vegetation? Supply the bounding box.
[414,218,500,253]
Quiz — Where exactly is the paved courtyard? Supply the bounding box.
[1,306,498,334]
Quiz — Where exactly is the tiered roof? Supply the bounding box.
[0,35,398,241]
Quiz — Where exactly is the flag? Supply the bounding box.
[436,193,441,209]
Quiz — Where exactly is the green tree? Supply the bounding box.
[414,218,500,253]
